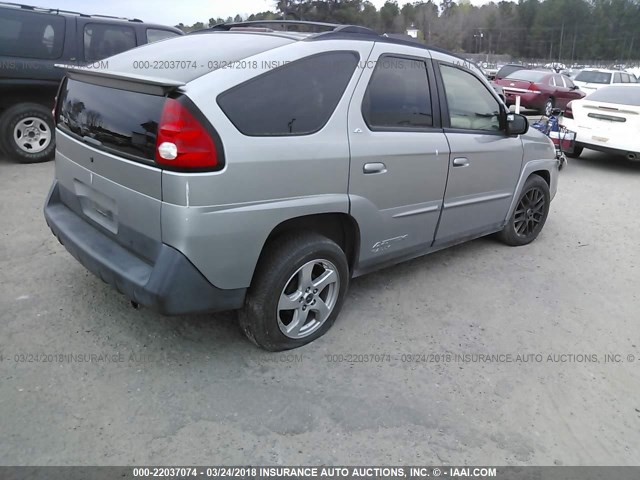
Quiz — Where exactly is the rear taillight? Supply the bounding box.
[155,98,218,170]
[528,83,541,93]
[564,101,574,119]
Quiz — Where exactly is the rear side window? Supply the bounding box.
[362,56,433,129]
[217,51,359,136]
[0,9,65,59]
[146,29,180,44]
[613,73,622,83]
[84,23,136,62]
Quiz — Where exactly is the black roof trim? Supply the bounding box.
[0,1,144,21]
[203,20,378,35]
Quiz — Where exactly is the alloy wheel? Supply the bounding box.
[514,187,546,237]
[277,259,340,339]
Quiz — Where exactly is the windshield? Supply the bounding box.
[575,71,612,84]
[586,86,640,106]
[505,70,548,83]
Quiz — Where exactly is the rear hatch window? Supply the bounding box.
[57,78,165,161]
[575,71,612,84]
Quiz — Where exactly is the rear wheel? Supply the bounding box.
[498,174,550,246]
[239,233,349,351]
[543,98,555,116]
[0,103,55,163]
[566,146,583,158]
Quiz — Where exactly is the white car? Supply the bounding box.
[573,68,637,94]
[560,84,640,160]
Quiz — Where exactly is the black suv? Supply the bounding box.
[0,2,182,163]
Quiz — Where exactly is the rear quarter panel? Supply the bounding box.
[160,40,374,290]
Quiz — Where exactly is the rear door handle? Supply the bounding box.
[452,157,469,167]
[363,162,387,174]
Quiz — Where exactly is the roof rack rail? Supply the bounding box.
[0,1,143,22]
[207,20,378,36]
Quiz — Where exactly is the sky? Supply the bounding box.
[24,0,488,27]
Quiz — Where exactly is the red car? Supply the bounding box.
[493,70,585,116]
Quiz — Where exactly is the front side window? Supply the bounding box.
[84,23,136,62]
[440,64,501,132]
[613,73,622,83]
[0,10,64,59]
[362,56,433,129]
[217,51,359,136]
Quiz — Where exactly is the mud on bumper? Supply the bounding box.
[44,181,246,315]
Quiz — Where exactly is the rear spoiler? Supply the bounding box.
[55,64,185,95]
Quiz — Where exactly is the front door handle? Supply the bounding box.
[363,162,387,174]
[452,157,469,167]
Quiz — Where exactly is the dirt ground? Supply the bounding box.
[1,149,639,465]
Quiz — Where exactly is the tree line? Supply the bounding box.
[175,0,640,62]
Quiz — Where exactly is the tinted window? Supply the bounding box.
[575,71,612,84]
[57,78,165,160]
[0,9,64,59]
[147,29,180,44]
[362,56,432,129]
[84,23,136,62]
[565,76,575,88]
[586,86,640,106]
[440,64,501,132]
[613,73,622,83]
[505,70,548,83]
[217,51,359,136]
[497,65,526,78]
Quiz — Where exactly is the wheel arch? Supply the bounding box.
[530,169,550,187]
[504,160,557,225]
[258,213,360,278]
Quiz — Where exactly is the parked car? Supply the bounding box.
[494,63,528,81]
[44,20,560,350]
[560,68,582,79]
[0,1,183,163]
[494,70,585,115]
[572,68,637,95]
[560,85,640,160]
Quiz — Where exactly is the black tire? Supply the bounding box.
[498,174,550,246]
[566,146,583,158]
[239,233,349,351]
[542,98,554,116]
[0,103,55,164]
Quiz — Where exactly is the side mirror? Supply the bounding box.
[506,113,528,136]
[570,85,579,90]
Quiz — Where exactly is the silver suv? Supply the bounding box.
[44,21,560,350]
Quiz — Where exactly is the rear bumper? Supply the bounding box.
[44,181,246,315]
[504,91,545,110]
[575,141,639,157]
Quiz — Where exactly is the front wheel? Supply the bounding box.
[0,103,55,163]
[239,233,349,351]
[543,98,555,117]
[497,174,550,246]
[566,146,583,158]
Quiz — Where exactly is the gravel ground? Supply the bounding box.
[1,149,639,466]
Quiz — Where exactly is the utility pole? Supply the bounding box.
[558,21,564,62]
